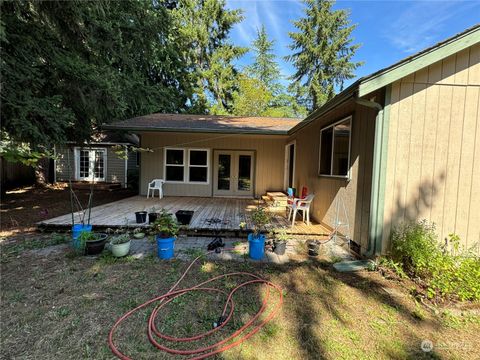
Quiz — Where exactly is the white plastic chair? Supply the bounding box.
[288,194,315,227]
[147,179,165,199]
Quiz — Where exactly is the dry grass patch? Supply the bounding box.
[1,239,479,360]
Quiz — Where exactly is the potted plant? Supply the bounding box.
[77,231,108,255]
[151,210,179,259]
[135,207,147,224]
[110,233,131,257]
[270,227,289,255]
[248,206,271,260]
[133,227,145,239]
[148,206,159,224]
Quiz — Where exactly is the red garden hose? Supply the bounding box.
[108,249,283,359]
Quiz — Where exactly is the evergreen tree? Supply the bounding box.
[243,26,307,118]
[286,0,362,111]
[1,0,192,165]
[170,0,247,113]
[231,76,272,117]
[229,74,307,118]
[246,25,281,94]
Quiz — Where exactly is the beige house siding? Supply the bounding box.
[287,99,378,252]
[139,132,287,197]
[382,44,480,254]
[55,145,128,186]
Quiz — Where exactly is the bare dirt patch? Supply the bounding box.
[0,184,136,235]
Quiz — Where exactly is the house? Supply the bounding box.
[54,131,139,189]
[104,25,480,255]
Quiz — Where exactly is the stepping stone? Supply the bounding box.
[333,260,375,272]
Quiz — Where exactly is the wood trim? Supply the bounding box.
[359,27,480,97]
[283,140,296,190]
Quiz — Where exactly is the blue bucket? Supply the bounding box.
[72,224,92,249]
[248,233,266,260]
[156,236,175,259]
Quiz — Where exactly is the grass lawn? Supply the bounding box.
[1,234,479,359]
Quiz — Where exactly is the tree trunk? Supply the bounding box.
[35,158,50,187]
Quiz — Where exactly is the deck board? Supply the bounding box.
[38,196,329,236]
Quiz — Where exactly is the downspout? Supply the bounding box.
[124,145,128,189]
[355,89,390,257]
[53,145,57,183]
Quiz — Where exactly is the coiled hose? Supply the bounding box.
[108,249,283,359]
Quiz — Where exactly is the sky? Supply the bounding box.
[225,0,480,87]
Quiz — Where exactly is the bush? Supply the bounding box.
[390,220,480,301]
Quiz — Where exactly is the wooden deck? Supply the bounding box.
[38,196,330,236]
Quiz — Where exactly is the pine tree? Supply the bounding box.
[1,0,192,151]
[170,0,247,113]
[231,76,272,117]
[286,0,362,111]
[246,25,281,94]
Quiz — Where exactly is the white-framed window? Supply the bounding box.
[164,148,210,184]
[188,149,209,183]
[165,148,185,182]
[74,147,106,181]
[319,116,352,178]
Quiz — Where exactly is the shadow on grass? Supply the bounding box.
[220,258,446,360]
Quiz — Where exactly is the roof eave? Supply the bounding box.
[101,124,291,136]
[288,81,360,135]
[358,25,480,97]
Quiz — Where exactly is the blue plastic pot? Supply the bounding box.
[156,236,175,259]
[72,224,92,250]
[248,233,266,260]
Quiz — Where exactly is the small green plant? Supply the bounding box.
[77,231,95,252]
[110,233,130,245]
[250,206,271,235]
[269,227,289,242]
[390,221,480,301]
[378,257,407,278]
[133,228,145,238]
[151,210,179,238]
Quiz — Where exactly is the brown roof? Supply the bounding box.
[103,113,301,135]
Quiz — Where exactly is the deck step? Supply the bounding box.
[266,192,288,206]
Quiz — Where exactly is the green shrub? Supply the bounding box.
[390,221,480,301]
[150,210,179,238]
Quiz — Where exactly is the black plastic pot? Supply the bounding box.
[307,240,320,257]
[273,241,287,255]
[148,212,158,224]
[175,210,194,225]
[85,233,108,255]
[135,211,147,223]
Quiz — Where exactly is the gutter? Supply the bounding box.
[355,90,391,257]
[101,126,291,136]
